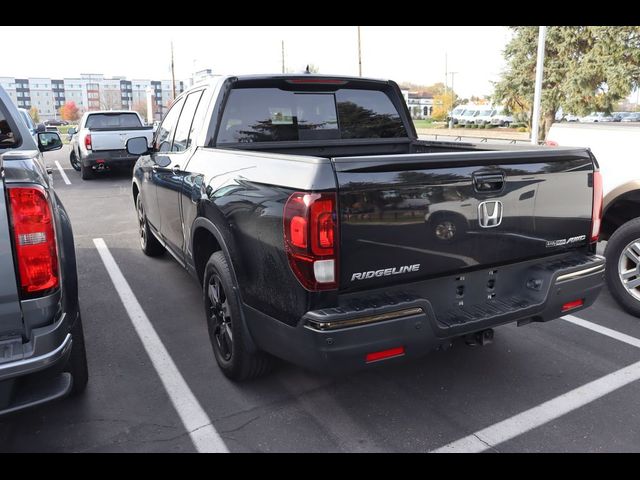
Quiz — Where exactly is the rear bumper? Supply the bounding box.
[0,312,74,417]
[245,252,605,374]
[82,150,138,169]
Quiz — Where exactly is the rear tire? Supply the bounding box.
[64,314,88,396]
[605,218,640,317]
[69,150,81,172]
[204,251,274,381]
[136,194,164,257]
[80,162,94,180]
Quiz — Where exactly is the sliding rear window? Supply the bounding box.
[217,87,406,144]
[86,113,142,129]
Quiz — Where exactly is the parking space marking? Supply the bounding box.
[92,238,228,453]
[432,358,640,453]
[54,160,71,185]
[563,315,640,349]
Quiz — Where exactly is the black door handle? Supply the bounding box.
[473,173,505,192]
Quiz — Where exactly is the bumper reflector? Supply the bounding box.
[366,346,405,363]
[561,299,584,312]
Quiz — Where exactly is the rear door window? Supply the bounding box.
[171,90,204,152]
[217,86,406,144]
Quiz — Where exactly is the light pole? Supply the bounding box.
[531,26,547,145]
[357,26,362,77]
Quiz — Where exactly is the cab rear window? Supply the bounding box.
[86,113,142,129]
[217,87,406,143]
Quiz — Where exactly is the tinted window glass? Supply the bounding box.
[335,89,406,139]
[19,109,35,131]
[188,90,209,147]
[155,97,185,152]
[85,113,142,129]
[217,87,404,143]
[0,110,18,148]
[172,90,203,152]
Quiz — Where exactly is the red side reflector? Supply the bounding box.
[366,346,405,363]
[545,140,558,146]
[561,299,584,312]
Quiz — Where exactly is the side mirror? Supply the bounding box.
[67,127,77,135]
[126,136,149,156]
[37,132,63,152]
[36,123,46,134]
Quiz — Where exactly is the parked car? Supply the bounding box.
[490,109,514,127]
[548,122,640,317]
[0,86,88,416]
[580,112,615,123]
[458,108,479,126]
[128,74,604,381]
[621,112,640,122]
[44,119,68,126]
[17,107,44,142]
[69,110,154,179]
[448,106,466,125]
[473,107,496,126]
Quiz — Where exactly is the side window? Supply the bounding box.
[0,109,19,149]
[155,97,185,152]
[172,90,203,152]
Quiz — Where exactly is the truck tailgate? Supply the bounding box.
[0,155,23,338]
[333,149,595,291]
[90,130,151,152]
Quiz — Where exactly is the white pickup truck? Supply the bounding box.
[68,110,153,180]
[547,122,640,317]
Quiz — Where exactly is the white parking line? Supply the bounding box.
[432,358,640,452]
[563,315,640,349]
[433,316,640,452]
[92,238,228,453]
[54,160,71,185]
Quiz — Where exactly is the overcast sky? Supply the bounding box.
[3,26,512,98]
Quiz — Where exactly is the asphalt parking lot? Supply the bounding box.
[2,145,640,452]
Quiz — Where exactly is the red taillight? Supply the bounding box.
[284,192,338,291]
[84,133,92,150]
[366,346,405,363]
[8,186,59,296]
[591,171,603,243]
[562,299,584,312]
[545,140,558,146]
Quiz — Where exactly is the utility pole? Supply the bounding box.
[357,26,362,77]
[171,41,176,100]
[450,72,458,111]
[531,26,547,145]
[281,40,285,74]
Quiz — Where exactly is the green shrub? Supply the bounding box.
[484,124,495,129]
[517,126,528,133]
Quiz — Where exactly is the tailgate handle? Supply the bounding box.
[473,173,504,192]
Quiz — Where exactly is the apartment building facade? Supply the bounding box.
[0,74,185,121]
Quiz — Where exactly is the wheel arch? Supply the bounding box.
[601,183,640,241]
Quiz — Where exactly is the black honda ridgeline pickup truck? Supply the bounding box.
[127,75,605,380]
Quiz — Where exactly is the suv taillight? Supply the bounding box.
[8,186,59,296]
[284,192,338,291]
[84,133,92,150]
[591,171,603,243]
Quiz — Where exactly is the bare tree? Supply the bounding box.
[99,90,122,110]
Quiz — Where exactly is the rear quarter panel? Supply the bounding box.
[182,147,336,325]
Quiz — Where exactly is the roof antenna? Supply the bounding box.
[305,64,310,74]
